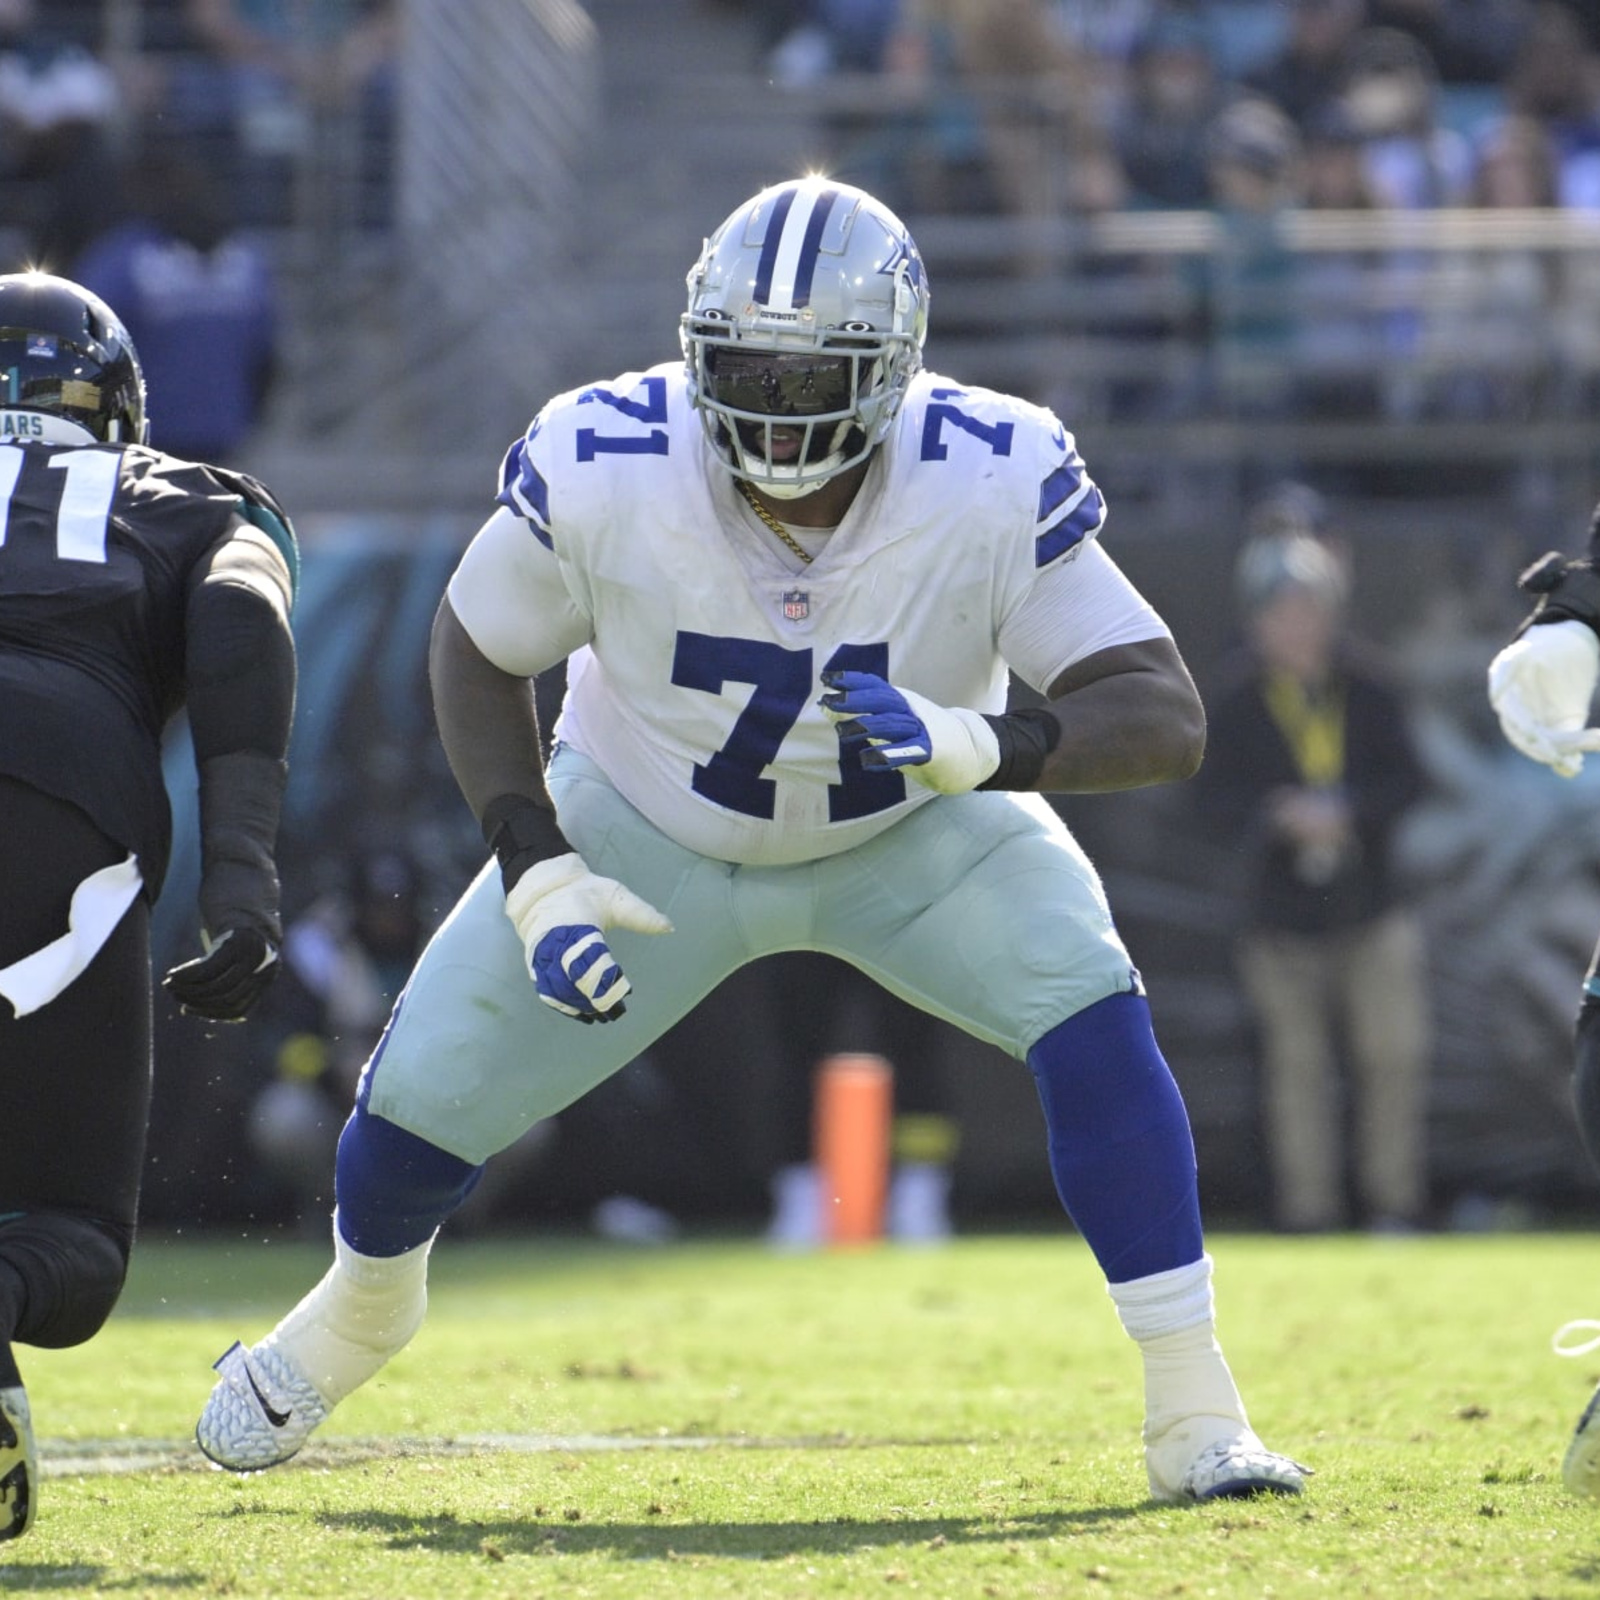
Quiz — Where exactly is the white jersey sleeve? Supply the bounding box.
[446,505,592,678]
[998,542,1170,695]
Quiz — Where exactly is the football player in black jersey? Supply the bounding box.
[0,272,298,1541]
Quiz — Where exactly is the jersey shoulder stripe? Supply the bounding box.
[893,372,1107,570]
[496,364,690,548]
[1035,447,1105,569]
[499,427,552,547]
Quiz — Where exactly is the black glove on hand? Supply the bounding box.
[163,927,280,1022]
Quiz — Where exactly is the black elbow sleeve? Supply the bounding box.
[185,578,296,763]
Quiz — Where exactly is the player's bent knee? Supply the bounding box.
[0,1211,130,1348]
[335,1102,484,1255]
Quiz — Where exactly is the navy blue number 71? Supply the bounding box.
[671,633,906,822]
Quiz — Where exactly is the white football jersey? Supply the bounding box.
[455,363,1164,866]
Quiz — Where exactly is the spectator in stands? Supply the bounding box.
[761,0,902,86]
[1193,490,1433,1235]
[1301,97,1384,209]
[72,141,278,464]
[1337,25,1474,209]
[1473,108,1558,208]
[1503,1,1600,211]
[1293,101,1394,419]
[1201,96,1305,420]
[1365,0,1532,86]
[0,0,119,268]
[182,0,397,226]
[1243,0,1367,133]
[1437,111,1565,421]
[1048,0,1160,80]
[884,0,1093,228]
[1115,8,1227,210]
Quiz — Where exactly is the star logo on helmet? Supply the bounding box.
[879,236,925,291]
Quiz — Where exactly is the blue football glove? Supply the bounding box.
[819,670,1001,794]
[503,853,673,1023]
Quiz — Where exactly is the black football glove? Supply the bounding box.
[162,927,280,1022]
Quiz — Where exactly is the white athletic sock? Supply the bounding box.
[1107,1255,1253,1492]
[267,1217,435,1405]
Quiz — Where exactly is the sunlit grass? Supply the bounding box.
[5,1230,1600,1596]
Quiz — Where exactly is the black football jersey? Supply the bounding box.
[0,441,259,898]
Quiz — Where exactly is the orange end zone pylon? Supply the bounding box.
[813,1052,892,1246]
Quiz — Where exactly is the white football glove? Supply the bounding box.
[504,853,672,1023]
[1488,619,1600,779]
[818,670,1001,795]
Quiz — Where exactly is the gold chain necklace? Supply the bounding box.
[736,477,813,565]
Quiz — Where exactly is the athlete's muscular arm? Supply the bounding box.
[429,593,550,830]
[163,512,298,1022]
[431,594,670,1024]
[822,636,1204,797]
[1032,634,1206,793]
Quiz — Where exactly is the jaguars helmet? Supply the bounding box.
[0,272,146,445]
[682,177,929,499]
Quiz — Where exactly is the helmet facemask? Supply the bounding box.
[691,337,901,499]
[683,179,929,499]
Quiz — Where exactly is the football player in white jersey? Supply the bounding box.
[1489,522,1600,1498]
[197,177,1309,1503]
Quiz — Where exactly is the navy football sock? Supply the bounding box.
[334,1104,484,1257]
[1027,992,1204,1284]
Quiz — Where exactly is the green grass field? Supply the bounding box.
[4,1228,1600,1597]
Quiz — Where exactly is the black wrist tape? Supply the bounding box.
[481,794,571,892]
[1516,552,1600,638]
[976,706,1062,791]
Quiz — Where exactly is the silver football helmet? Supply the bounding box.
[682,177,929,499]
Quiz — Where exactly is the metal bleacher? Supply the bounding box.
[45,1,1600,534]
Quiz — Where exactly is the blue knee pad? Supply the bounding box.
[1027,992,1203,1283]
[335,1102,485,1257]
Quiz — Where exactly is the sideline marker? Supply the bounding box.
[814,1052,892,1246]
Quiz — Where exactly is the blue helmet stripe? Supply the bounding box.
[791,186,839,308]
[753,185,800,305]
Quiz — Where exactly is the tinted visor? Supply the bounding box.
[704,349,857,417]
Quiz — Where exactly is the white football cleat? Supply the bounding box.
[0,1384,37,1541]
[1147,1418,1311,1504]
[1553,1320,1600,1498]
[196,1339,331,1472]
[1562,1382,1600,1499]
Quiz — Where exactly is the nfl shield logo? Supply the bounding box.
[782,589,810,622]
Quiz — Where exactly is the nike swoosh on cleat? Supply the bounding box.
[243,1365,293,1429]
